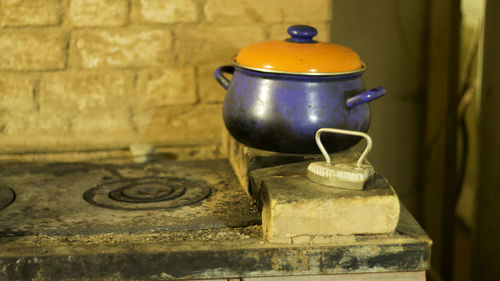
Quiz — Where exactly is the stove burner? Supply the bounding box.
[0,184,15,211]
[109,182,186,203]
[84,177,210,210]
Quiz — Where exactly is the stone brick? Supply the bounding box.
[132,0,197,24]
[204,0,332,23]
[0,0,61,27]
[70,29,172,68]
[229,136,320,195]
[198,63,228,103]
[0,110,70,136]
[136,67,197,108]
[133,104,223,144]
[270,22,331,42]
[69,0,128,27]
[39,71,134,112]
[0,75,40,136]
[0,30,67,71]
[72,110,134,134]
[252,163,400,242]
[175,26,265,65]
[0,75,37,113]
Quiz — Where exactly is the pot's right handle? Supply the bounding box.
[346,86,386,108]
[214,65,234,90]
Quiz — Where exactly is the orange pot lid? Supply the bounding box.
[234,25,363,75]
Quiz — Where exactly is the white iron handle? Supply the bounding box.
[315,128,372,169]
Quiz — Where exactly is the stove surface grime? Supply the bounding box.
[0,159,259,236]
[0,159,431,281]
[0,184,15,211]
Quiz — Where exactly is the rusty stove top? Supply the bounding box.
[0,159,430,280]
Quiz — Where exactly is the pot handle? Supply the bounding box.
[346,86,386,108]
[214,65,234,90]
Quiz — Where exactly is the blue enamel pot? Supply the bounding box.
[214,25,385,154]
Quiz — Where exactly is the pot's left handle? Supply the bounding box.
[214,65,234,90]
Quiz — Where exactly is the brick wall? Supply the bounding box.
[0,0,332,159]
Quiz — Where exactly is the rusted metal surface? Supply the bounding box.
[85,177,211,210]
[0,159,430,280]
[0,184,15,211]
[0,208,430,280]
[0,160,259,236]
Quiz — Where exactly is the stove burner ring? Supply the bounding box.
[109,182,185,203]
[84,177,210,210]
[0,184,15,211]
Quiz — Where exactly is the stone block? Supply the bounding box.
[0,30,67,71]
[0,110,71,136]
[198,63,227,103]
[0,0,61,27]
[270,22,331,42]
[68,0,128,27]
[132,104,223,144]
[70,29,172,68]
[228,138,250,193]
[72,110,135,134]
[0,75,40,136]
[250,162,400,242]
[2,71,135,139]
[0,74,37,113]
[131,0,197,24]
[136,67,197,107]
[39,71,134,112]
[204,0,332,23]
[175,26,265,66]
[228,136,320,194]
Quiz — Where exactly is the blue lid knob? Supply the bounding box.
[287,25,318,43]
